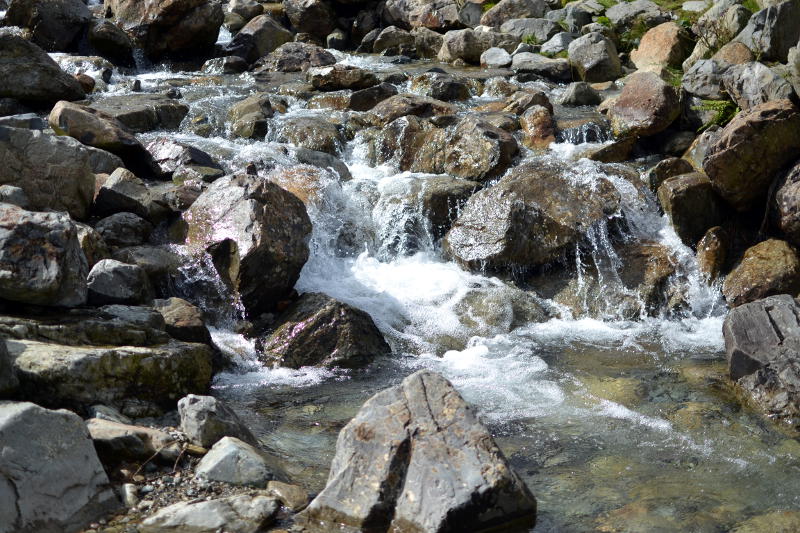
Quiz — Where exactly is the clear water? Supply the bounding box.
[89,53,800,531]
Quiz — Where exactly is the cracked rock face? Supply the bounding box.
[294,370,537,533]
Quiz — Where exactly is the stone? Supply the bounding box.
[295,370,537,532]
[95,212,153,248]
[258,292,390,369]
[90,94,190,134]
[481,46,513,68]
[195,437,276,487]
[443,115,518,182]
[0,32,85,106]
[546,3,594,32]
[608,71,680,137]
[681,59,728,100]
[712,41,755,65]
[373,25,415,53]
[0,204,88,307]
[266,481,309,512]
[657,173,725,247]
[178,394,257,448]
[258,41,336,72]
[229,0,263,20]
[734,0,800,63]
[139,493,279,533]
[412,26,444,58]
[5,0,90,52]
[307,65,379,91]
[202,56,249,74]
[557,81,601,106]
[511,53,571,81]
[444,159,620,273]
[722,61,796,111]
[88,19,136,67]
[410,72,471,101]
[644,157,694,192]
[568,32,622,83]
[723,240,800,308]
[0,339,19,397]
[773,161,800,248]
[499,17,560,41]
[87,258,153,306]
[438,28,517,64]
[732,511,800,533]
[276,117,344,155]
[697,226,728,281]
[382,0,462,31]
[111,245,181,296]
[370,94,455,125]
[88,404,132,424]
[104,0,224,60]
[184,174,311,318]
[520,105,555,149]
[480,0,547,27]
[605,0,670,32]
[93,168,161,221]
[146,138,222,178]
[0,113,45,130]
[86,418,181,463]
[0,401,119,533]
[223,14,294,63]
[283,0,336,38]
[154,298,211,345]
[703,100,800,212]
[631,22,692,70]
[349,83,399,111]
[540,31,575,55]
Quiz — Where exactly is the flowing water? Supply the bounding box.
[66,49,800,531]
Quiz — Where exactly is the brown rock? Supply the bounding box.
[631,22,693,70]
[711,41,755,65]
[657,172,725,247]
[723,239,800,307]
[697,226,728,282]
[608,71,680,137]
[519,105,555,149]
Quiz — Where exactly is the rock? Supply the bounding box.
[258,41,336,72]
[723,240,800,307]
[722,61,796,111]
[87,258,153,306]
[77,221,110,269]
[519,105,555,149]
[499,17,560,41]
[732,510,800,533]
[438,28,517,64]
[88,19,136,67]
[630,21,692,70]
[139,493,279,533]
[326,28,348,50]
[444,159,620,272]
[605,0,670,32]
[608,71,680,137]
[104,0,224,60]
[86,418,181,463]
[5,0,90,52]
[712,41,755,66]
[373,25,416,53]
[546,3,593,32]
[88,404,132,424]
[703,100,800,212]
[773,161,800,247]
[0,338,19,396]
[277,117,343,155]
[196,436,279,487]
[734,0,800,63]
[511,53,571,81]
[307,65,379,91]
[481,0,547,27]
[382,0,462,31]
[681,59,728,100]
[295,370,537,532]
[90,94,190,134]
[146,138,222,179]
[0,184,29,208]
[557,81,601,106]
[410,72,471,101]
[184,174,311,317]
[370,93,456,125]
[0,402,119,533]
[349,83,399,111]
[258,292,389,369]
[283,0,336,38]
[266,481,309,512]
[540,31,575,55]
[644,157,694,192]
[481,46,512,68]
[0,32,85,106]
[48,101,161,178]
[697,226,728,281]
[93,168,164,222]
[154,298,211,345]
[443,115,518,182]
[657,173,725,247]
[95,212,153,248]
[0,113,45,130]
[568,32,622,82]
[74,73,96,94]
[0,204,88,307]
[202,56,249,74]
[112,245,181,296]
[178,394,258,448]
[223,14,294,63]
[229,0,263,20]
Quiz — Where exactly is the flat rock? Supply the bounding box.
[139,493,279,533]
[90,94,190,133]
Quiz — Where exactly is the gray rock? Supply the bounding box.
[5,0,90,52]
[0,402,120,533]
[95,212,153,248]
[111,245,182,297]
[87,258,153,306]
[605,0,670,32]
[307,65,379,91]
[373,25,416,53]
[412,26,445,58]
[438,28,517,64]
[223,14,294,63]
[410,72,471,101]
[568,32,622,82]
[512,52,571,80]
[500,17,560,41]
[481,0,548,27]
[258,41,336,73]
[86,418,181,463]
[0,185,29,208]
[88,404,132,424]
[178,394,258,448]
[195,437,276,487]
[558,81,601,106]
[681,59,728,100]
[139,493,279,533]
[277,116,344,155]
[481,46,513,67]
[294,148,353,180]
[443,115,519,182]
[0,339,18,397]
[295,370,537,532]
[773,161,800,247]
[0,113,45,130]
[201,56,249,74]
[0,203,88,307]
[540,31,575,55]
[228,0,263,20]
[90,94,189,134]
[545,3,594,32]
[326,28,348,50]
[734,0,800,63]
[88,19,135,67]
[146,137,222,179]
[93,168,164,222]
[383,0,462,32]
[722,61,796,110]
[657,172,725,246]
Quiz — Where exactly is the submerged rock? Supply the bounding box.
[295,370,537,532]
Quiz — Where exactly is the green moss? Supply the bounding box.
[664,66,683,88]
[596,15,613,27]
[482,1,497,12]
[596,0,617,9]
[692,99,739,132]
[742,0,760,13]
[618,18,650,53]
[522,34,542,45]
[540,49,570,59]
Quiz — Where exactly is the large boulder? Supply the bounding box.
[608,71,680,137]
[722,61,796,111]
[153,298,211,344]
[382,0,462,31]
[443,159,620,273]
[178,394,258,448]
[734,0,800,63]
[295,370,537,532]
[723,239,800,308]
[480,0,548,27]
[184,174,311,318]
[0,32,85,106]
[681,59,729,100]
[139,494,279,533]
[0,402,120,533]
[93,168,167,222]
[370,93,455,125]
[5,0,91,51]
[443,115,519,182]
[90,94,190,134]
[283,0,336,38]
[511,53,571,81]
[94,212,153,248]
[104,0,224,60]
[307,65,379,91]
[0,204,88,307]
[88,19,136,67]
[499,17,560,41]
[438,28,517,64]
[223,14,294,63]
[630,21,692,71]
[568,32,621,83]
[276,117,344,155]
[87,259,153,306]
[703,100,800,212]
[258,292,390,369]
[657,173,725,246]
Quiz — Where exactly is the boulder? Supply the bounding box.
[370,94,455,125]
[184,174,311,317]
[499,17,560,41]
[48,101,162,178]
[568,32,621,83]
[734,0,800,63]
[438,28,517,64]
[0,184,29,207]
[88,19,136,67]
[228,0,263,20]
[202,56,249,74]
[0,32,85,106]
[276,117,344,155]
[87,258,153,306]
[178,394,258,448]
[703,99,800,212]
[258,292,389,369]
[257,42,336,72]
[697,226,728,281]
[540,31,575,55]
[111,246,181,296]
[349,83,399,111]
[608,71,680,137]
[520,105,555,149]
[153,298,211,345]
[90,94,190,134]
[712,41,755,65]
[545,3,593,32]
[681,59,728,100]
[295,370,537,532]
[444,159,620,273]
[722,61,796,111]
[93,168,164,222]
[558,81,601,106]
[307,65,379,91]
[773,161,800,247]
[146,138,222,179]
[0,204,88,307]
[94,212,153,248]
[195,437,277,487]
[283,0,336,38]
[373,25,416,53]
[412,26,445,58]
[139,494,279,533]
[657,173,725,247]
[605,0,670,32]
[4,0,91,51]
[644,156,694,192]
[0,402,119,533]
[443,115,518,182]
[630,21,692,71]
[481,47,513,68]
[511,53,571,81]
[723,239,800,308]
[223,15,293,64]
[86,418,181,463]
[382,0,462,31]
[0,338,19,397]
[104,0,224,60]
[480,0,547,27]
[0,113,45,130]
[410,72,471,101]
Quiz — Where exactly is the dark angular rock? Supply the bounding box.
[87,259,153,306]
[657,172,725,247]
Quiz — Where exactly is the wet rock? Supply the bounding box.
[481,0,547,27]
[153,298,211,345]
[630,21,692,71]
[438,28,517,64]
[0,402,120,533]
[723,239,800,308]
[90,94,190,134]
[48,101,162,178]
[481,47,513,68]
[202,56,249,74]
[228,92,273,139]
[568,32,622,82]
[499,17,560,41]
[95,212,153,248]
[722,62,796,111]
[5,0,90,52]
[558,81,601,106]
[644,156,694,192]
[146,138,223,180]
[139,493,279,533]
[258,41,337,72]
[87,258,153,306]
[87,418,181,464]
[88,19,136,67]
[443,115,518,182]
[259,292,389,369]
[371,93,456,125]
[444,159,620,272]
[681,59,728,100]
[223,14,294,63]
[605,0,670,32]
[697,226,728,281]
[410,71,471,101]
[520,105,555,149]
[277,116,343,155]
[608,72,680,137]
[307,64,379,91]
[0,32,85,106]
[657,173,725,247]
[293,147,352,180]
[511,53,571,81]
[104,0,224,60]
[734,0,800,63]
[178,394,258,448]
[184,174,311,317]
[195,437,277,487]
[0,204,88,307]
[382,0,462,31]
[284,0,336,38]
[349,83,399,111]
[295,370,537,532]
[703,100,800,212]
